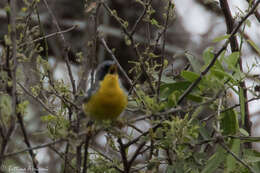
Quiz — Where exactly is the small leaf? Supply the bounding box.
[151,18,159,26]
[245,19,251,27]
[247,39,260,56]
[186,94,203,102]
[224,52,240,69]
[181,70,200,82]
[185,52,202,73]
[210,69,235,83]
[160,81,191,92]
[203,47,214,65]
[202,145,226,173]
[220,109,239,135]
[160,81,191,99]
[226,139,240,172]
[212,34,231,43]
[239,128,249,136]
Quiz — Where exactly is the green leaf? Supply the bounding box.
[239,86,246,126]
[244,149,260,163]
[202,47,223,71]
[239,128,249,136]
[168,90,181,107]
[224,52,240,69]
[160,81,191,94]
[220,109,239,135]
[41,114,57,122]
[245,155,260,163]
[186,94,203,102]
[151,18,158,25]
[226,139,240,172]
[185,52,202,73]
[181,70,200,82]
[203,47,215,66]
[202,145,226,173]
[210,69,236,83]
[212,34,231,43]
[247,39,260,56]
[245,19,251,27]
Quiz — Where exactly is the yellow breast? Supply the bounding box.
[83,74,128,120]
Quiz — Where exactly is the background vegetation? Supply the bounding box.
[0,0,260,172]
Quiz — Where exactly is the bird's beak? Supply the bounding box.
[108,64,118,74]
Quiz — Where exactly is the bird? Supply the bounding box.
[82,60,128,121]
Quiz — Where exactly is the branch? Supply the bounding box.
[177,1,260,104]
[100,37,144,103]
[42,0,76,95]
[219,0,239,52]
[1,139,66,158]
[157,1,172,101]
[219,142,257,173]
[117,138,130,173]
[102,2,156,94]
[18,25,77,48]
[18,83,57,116]
[246,0,260,22]
[201,97,260,122]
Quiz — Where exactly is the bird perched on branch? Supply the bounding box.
[82,60,128,120]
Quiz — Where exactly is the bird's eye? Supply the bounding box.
[109,65,117,74]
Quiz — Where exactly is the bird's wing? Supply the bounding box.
[82,82,99,103]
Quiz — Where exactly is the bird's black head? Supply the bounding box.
[95,60,117,82]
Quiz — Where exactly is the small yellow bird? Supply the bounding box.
[83,60,128,120]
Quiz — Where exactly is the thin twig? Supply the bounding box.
[100,38,133,86]
[0,1,17,166]
[42,0,76,95]
[100,37,145,103]
[130,0,153,36]
[16,112,39,173]
[219,142,257,173]
[157,1,172,101]
[246,0,260,22]
[10,1,39,172]
[117,138,130,173]
[18,25,77,48]
[201,97,260,122]
[102,2,156,94]
[49,146,76,172]
[1,139,66,158]
[128,141,146,168]
[18,83,57,115]
[82,134,90,173]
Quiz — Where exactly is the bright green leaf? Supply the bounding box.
[181,70,200,82]
[239,128,249,136]
[160,81,191,96]
[210,69,236,83]
[212,34,231,43]
[224,52,240,69]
